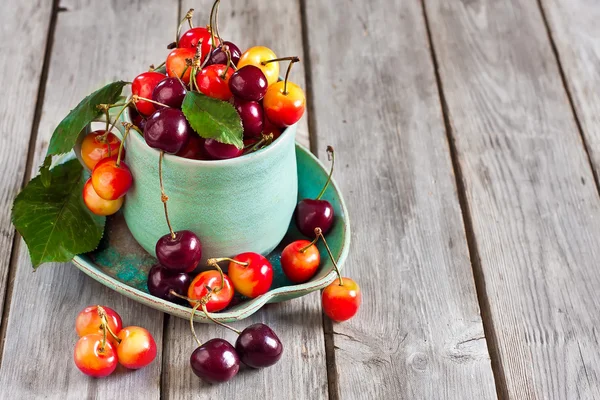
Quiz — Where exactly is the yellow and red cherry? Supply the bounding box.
[80,130,122,170]
[196,64,233,101]
[188,270,234,312]
[178,27,215,60]
[237,46,279,86]
[264,80,305,127]
[75,305,122,346]
[91,157,133,200]
[227,253,273,298]
[116,326,157,369]
[74,334,118,378]
[281,240,320,283]
[132,71,166,116]
[83,178,124,216]
[322,277,361,322]
[166,47,196,85]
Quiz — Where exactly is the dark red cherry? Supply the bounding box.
[206,42,242,66]
[190,338,240,383]
[204,139,243,160]
[295,199,334,237]
[235,323,283,368]
[147,264,191,304]
[152,77,187,109]
[155,230,202,273]
[144,108,190,154]
[228,65,268,102]
[176,135,210,160]
[234,98,264,138]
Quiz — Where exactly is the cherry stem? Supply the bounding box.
[189,301,203,347]
[97,306,121,345]
[282,57,300,94]
[208,257,249,267]
[201,303,241,334]
[132,95,169,109]
[246,133,274,154]
[316,146,335,200]
[214,0,223,46]
[221,46,232,79]
[261,56,300,66]
[206,261,228,292]
[176,9,195,47]
[101,100,133,152]
[116,123,132,167]
[159,151,176,240]
[314,227,344,286]
[125,122,144,136]
[209,0,220,51]
[299,235,319,253]
[149,60,166,72]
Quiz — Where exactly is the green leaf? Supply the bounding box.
[39,155,52,188]
[182,91,244,149]
[12,159,105,268]
[46,81,128,156]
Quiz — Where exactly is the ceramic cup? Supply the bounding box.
[99,109,298,264]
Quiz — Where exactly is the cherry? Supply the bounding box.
[147,264,191,303]
[281,240,320,283]
[322,277,361,322]
[224,253,273,298]
[91,157,133,200]
[188,270,234,312]
[116,326,157,369]
[129,106,146,131]
[166,47,196,85]
[176,135,209,160]
[196,64,233,101]
[263,118,282,141]
[235,323,283,368]
[228,65,268,101]
[132,71,166,116]
[155,230,202,273]
[262,57,305,127]
[237,46,279,86]
[75,305,122,346]
[190,338,240,383]
[206,42,241,67]
[296,146,335,236]
[234,98,264,138]
[152,77,187,109]
[204,139,243,160]
[178,27,216,61]
[83,178,124,216]
[144,108,191,154]
[74,334,118,378]
[80,130,121,170]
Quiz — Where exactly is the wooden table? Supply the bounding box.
[2,0,600,398]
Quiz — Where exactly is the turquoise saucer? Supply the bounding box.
[72,144,350,323]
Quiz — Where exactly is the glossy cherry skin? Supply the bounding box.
[206,42,242,66]
[74,334,118,378]
[188,270,234,312]
[263,81,306,127]
[144,108,191,154]
[322,277,361,322]
[190,338,240,383]
[91,157,132,200]
[147,264,191,304]
[228,252,273,298]
[178,27,216,61]
[83,178,124,216]
[155,230,202,273]
[229,65,268,101]
[203,139,243,160]
[80,130,122,170]
[234,98,264,138]
[176,135,209,160]
[235,323,283,368]
[281,240,320,283]
[237,46,279,86]
[129,106,146,131]
[117,326,157,369]
[152,77,187,109]
[196,64,234,101]
[75,305,122,346]
[166,47,196,84]
[295,199,334,237]
[132,71,166,116]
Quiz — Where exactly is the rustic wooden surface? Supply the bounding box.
[2,0,600,398]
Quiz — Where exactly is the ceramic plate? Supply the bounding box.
[72,144,350,322]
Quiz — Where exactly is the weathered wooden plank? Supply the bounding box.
[0,0,178,398]
[303,0,497,399]
[160,1,328,399]
[540,0,600,179]
[0,0,53,323]
[424,0,600,398]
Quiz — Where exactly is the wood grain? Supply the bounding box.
[424,0,600,398]
[0,0,178,398]
[0,0,53,323]
[160,2,328,399]
[302,0,497,399]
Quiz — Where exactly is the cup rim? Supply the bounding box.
[123,106,296,168]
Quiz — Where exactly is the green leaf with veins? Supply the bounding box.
[46,81,128,156]
[181,91,244,149]
[12,159,105,268]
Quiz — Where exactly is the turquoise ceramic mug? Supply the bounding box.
[85,108,298,264]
